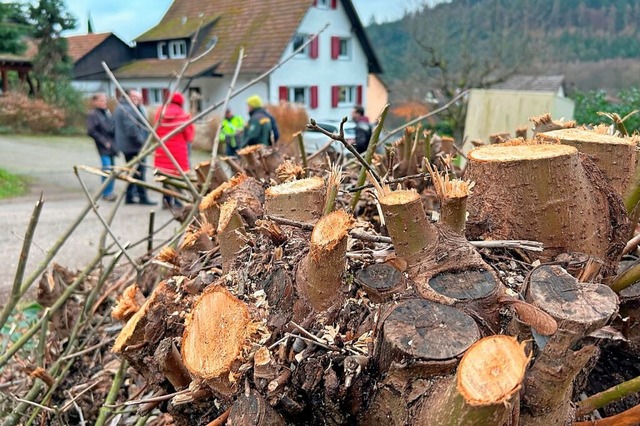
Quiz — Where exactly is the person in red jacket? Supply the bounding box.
[154,91,194,208]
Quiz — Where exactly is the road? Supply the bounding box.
[0,134,208,300]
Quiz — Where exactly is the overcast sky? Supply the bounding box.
[61,0,430,41]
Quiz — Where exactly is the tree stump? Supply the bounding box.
[296,210,351,312]
[465,141,628,270]
[217,199,248,273]
[265,177,325,223]
[355,263,406,303]
[227,388,286,426]
[522,265,619,425]
[419,335,530,426]
[181,284,257,398]
[199,174,264,229]
[378,299,480,377]
[536,128,637,194]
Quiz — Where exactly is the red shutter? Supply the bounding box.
[162,88,170,102]
[310,36,319,59]
[141,88,149,105]
[279,86,288,102]
[357,85,363,105]
[310,86,318,109]
[331,86,340,108]
[331,37,340,60]
[331,0,337,9]
[313,0,317,5]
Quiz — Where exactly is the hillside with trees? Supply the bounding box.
[368,0,640,92]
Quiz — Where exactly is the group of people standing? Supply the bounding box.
[86,90,195,208]
[87,91,370,207]
[219,95,280,157]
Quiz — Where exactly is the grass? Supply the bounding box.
[0,168,27,199]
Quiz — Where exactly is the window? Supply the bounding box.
[149,88,164,104]
[315,0,329,8]
[279,86,318,109]
[292,33,310,56]
[157,42,168,59]
[169,40,187,59]
[331,37,351,60]
[189,87,202,113]
[338,38,350,59]
[338,86,356,106]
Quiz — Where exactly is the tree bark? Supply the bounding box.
[199,174,264,229]
[217,198,248,273]
[465,141,629,273]
[536,128,637,194]
[265,176,325,223]
[521,265,619,425]
[296,210,351,312]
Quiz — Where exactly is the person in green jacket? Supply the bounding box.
[244,95,273,147]
[220,108,245,156]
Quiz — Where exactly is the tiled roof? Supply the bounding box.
[129,0,313,77]
[115,58,197,78]
[490,75,565,93]
[66,33,111,62]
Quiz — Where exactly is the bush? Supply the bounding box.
[0,92,66,133]
[573,88,640,134]
[266,102,309,144]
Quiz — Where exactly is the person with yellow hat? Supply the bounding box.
[244,95,273,146]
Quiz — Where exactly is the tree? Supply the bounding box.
[25,0,76,101]
[404,0,538,142]
[0,3,29,55]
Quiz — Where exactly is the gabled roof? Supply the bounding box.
[66,32,113,62]
[127,0,381,78]
[490,75,565,93]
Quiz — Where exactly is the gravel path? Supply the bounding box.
[0,135,207,301]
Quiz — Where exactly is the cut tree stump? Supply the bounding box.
[521,265,619,425]
[227,388,286,425]
[237,145,283,180]
[536,128,637,194]
[181,284,257,398]
[355,263,406,303]
[199,174,264,229]
[377,299,480,376]
[530,113,576,135]
[296,210,351,312]
[465,140,629,271]
[419,335,530,426]
[113,281,189,387]
[217,199,248,273]
[265,176,325,223]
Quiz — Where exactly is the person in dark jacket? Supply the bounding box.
[114,90,156,205]
[244,95,273,146]
[352,105,372,154]
[265,110,280,144]
[87,92,118,201]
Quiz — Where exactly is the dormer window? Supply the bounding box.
[315,0,329,8]
[169,40,187,59]
[157,40,188,60]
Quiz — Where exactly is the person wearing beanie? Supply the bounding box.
[154,91,195,209]
[243,95,274,146]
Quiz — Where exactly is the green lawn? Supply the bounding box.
[0,168,27,199]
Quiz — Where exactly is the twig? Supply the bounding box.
[623,232,640,256]
[9,395,56,413]
[59,337,115,361]
[307,139,335,162]
[207,408,231,426]
[574,403,640,426]
[576,374,640,417]
[296,132,309,177]
[74,167,142,272]
[95,360,127,426]
[346,172,432,193]
[77,165,192,201]
[0,194,44,331]
[147,211,156,256]
[610,261,640,293]
[378,90,470,147]
[350,104,389,210]
[108,389,190,407]
[60,379,104,412]
[307,117,382,184]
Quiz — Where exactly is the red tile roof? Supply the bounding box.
[123,0,314,78]
[66,33,111,62]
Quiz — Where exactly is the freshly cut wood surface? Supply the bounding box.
[457,335,529,406]
[469,143,576,162]
[182,285,250,387]
[265,177,325,223]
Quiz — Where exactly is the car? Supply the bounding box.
[301,120,356,159]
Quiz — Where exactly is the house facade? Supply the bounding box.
[68,0,381,123]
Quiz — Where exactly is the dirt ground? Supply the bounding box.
[0,134,208,302]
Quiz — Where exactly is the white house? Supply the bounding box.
[73,0,382,122]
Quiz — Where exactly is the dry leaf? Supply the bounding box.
[500,297,558,336]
